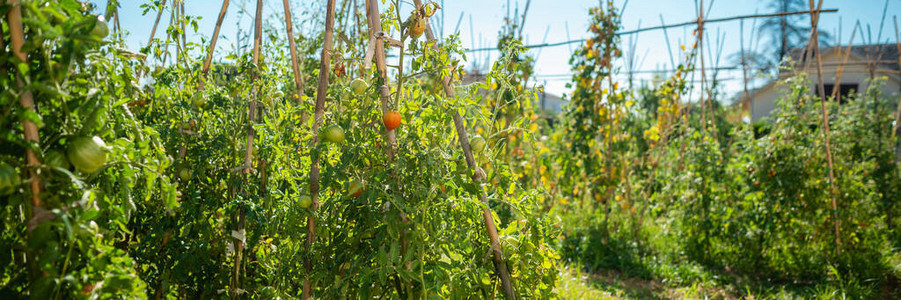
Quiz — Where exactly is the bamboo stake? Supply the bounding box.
[808,0,841,255]
[698,0,708,133]
[866,0,890,83]
[412,0,516,298]
[180,0,228,166]
[179,0,227,168]
[160,10,174,68]
[6,0,42,212]
[230,1,263,297]
[178,1,189,70]
[829,23,859,102]
[135,0,167,79]
[7,0,45,287]
[282,0,305,103]
[302,1,337,299]
[173,2,181,68]
[740,19,751,115]
[364,1,409,295]
[892,16,901,138]
[603,1,616,239]
[199,0,229,88]
[366,0,397,159]
[112,2,120,36]
[747,9,760,118]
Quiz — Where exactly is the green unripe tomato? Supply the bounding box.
[470,135,487,153]
[0,162,21,195]
[192,94,208,108]
[45,150,70,170]
[179,167,192,181]
[350,79,368,95]
[67,136,109,173]
[299,195,312,209]
[90,16,108,39]
[320,125,345,144]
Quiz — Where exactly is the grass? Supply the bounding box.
[554,263,738,299]
[554,260,894,299]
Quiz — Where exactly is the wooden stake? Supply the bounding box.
[698,0,708,133]
[6,0,42,211]
[892,16,901,138]
[282,0,305,103]
[366,0,397,160]
[829,23,859,102]
[808,0,841,255]
[199,0,230,89]
[181,0,228,165]
[7,0,46,288]
[231,1,263,297]
[135,0,166,79]
[178,1,189,70]
[740,19,751,115]
[302,1,337,299]
[412,0,516,298]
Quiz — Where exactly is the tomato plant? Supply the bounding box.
[1,1,177,298]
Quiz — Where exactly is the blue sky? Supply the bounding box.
[94,0,895,102]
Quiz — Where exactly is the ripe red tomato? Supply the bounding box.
[411,17,426,38]
[383,111,401,131]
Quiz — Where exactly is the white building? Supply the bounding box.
[748,44,900,122]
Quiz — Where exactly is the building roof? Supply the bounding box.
[791,43,900,71]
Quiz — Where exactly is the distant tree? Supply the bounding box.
[760,0,831,62]
[734,0,832,75]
